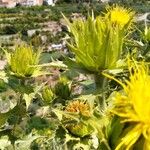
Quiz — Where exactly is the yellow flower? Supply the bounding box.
[107,6,134,28]
[104,61,150,150]
[65,100,91,117]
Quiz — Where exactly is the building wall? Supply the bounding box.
[19,0,43,6]
[46,0,54,5]
[24,0,43,6]
[37,0,43,5]
[1,0,16,8]
[8,2,16,7]
[0,0,46,7]
[1,0,8,2]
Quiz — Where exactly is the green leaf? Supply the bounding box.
[0,71,8,83]
[15,134,41,150]
[0,136,12,150]
[0,105,19,127]
[23,93,33,110]
[73,142,90,150]
[34,61,67,69]
[23,83,46,109]
[64,57,92,74]
[0,113,10,127]
[107,116,124,149]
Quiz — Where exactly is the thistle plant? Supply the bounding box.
[104,61,150,150]
[65,6,134,73]
[0,41,65,149]
[65,100,93,137]
[0,4,147,150]
[5,45,41,78]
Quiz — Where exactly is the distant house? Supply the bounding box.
[0,0,55,7]
[44,0,55,6]
[19,0,43,6]
[0,0,16,8]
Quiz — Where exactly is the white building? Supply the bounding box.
[20,0,43,6]
[44,0,55,6]
[0,0,55,8]
[0,0,16,8]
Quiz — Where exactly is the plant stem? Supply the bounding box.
[94,73,108,111]
[20,78,26,86]
[94,73,104,90]
[12,78,26,142]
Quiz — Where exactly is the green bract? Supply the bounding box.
[6,45,41,78]
[144,26,150,42]
[42,86,55,104]
[55,77,71,99]
[67,123,94,137]
[64,8,133,73]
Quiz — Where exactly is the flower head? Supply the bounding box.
[65,100,93,137]
[6,45,41,78]
[106,6,134,28]
[65,100,91,117]
[64,9,129,72]
[104,61,150,149]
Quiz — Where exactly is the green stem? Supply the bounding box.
[20,78,26,86]
[143,43,150,56]
[94,73,108,111]
[18,78,26,105]
[89,119,111,150]
[100,139,111,150]
[94,73,104,90]
[12,78,26,143]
